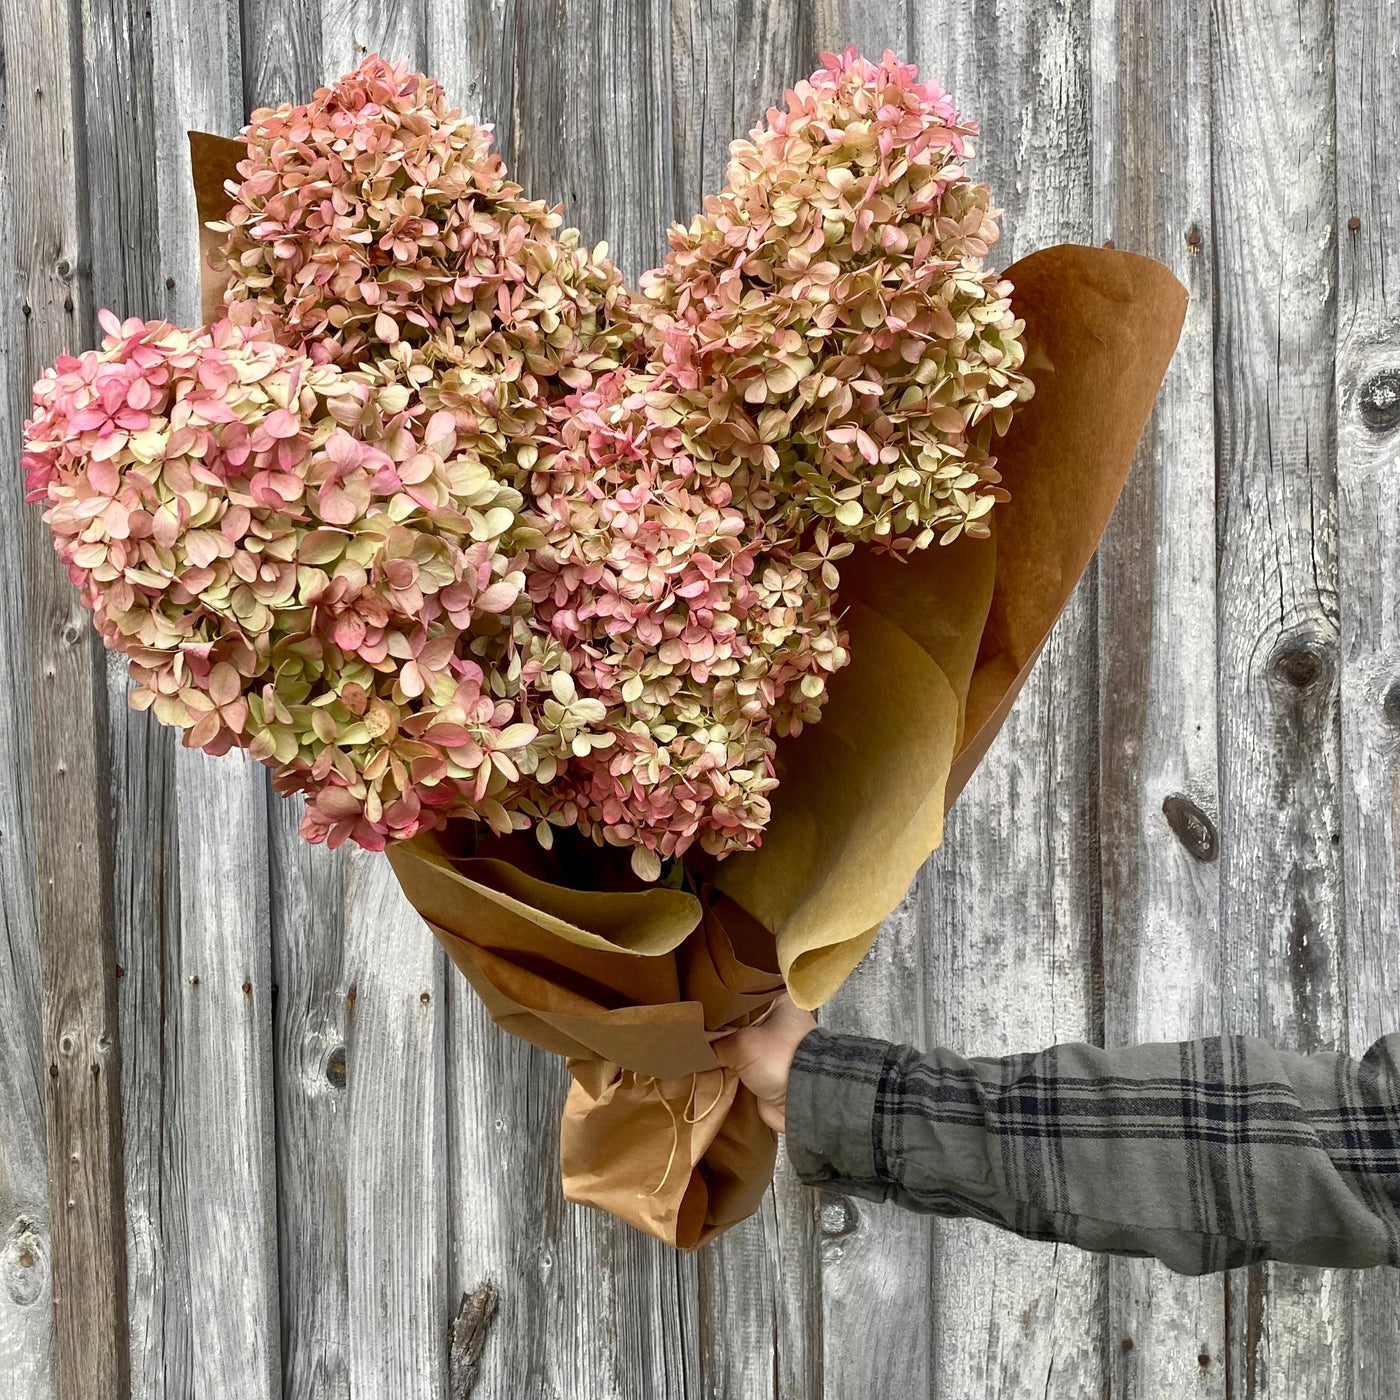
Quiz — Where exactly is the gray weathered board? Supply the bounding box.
[0,0,1396,1395]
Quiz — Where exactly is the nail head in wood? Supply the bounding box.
[819,1191,858,1238]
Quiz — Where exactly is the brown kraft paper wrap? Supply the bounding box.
[385,829,783,1248]
[190,130,1188,1245]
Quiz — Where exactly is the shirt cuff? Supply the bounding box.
[784,1026,894,1192]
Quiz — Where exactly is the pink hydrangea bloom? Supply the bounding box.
[637,46,1031,549]
[519,369,847,873]
[24,313,540,850]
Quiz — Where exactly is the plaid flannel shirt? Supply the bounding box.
[785,1027,1400,1275]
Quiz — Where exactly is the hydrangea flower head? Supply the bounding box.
[638,46,1031,549]
[23,313,541,850]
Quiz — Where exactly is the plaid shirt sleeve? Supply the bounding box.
[785,1026,1400,1275]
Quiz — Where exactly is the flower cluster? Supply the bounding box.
[520,370,849,875]
[22,313,543,850]
[211,56,630,494]
[637,47,1031,549]
[23,49,1029,874]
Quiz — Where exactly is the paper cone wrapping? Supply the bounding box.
[385,828,783,1248]
[189,131,1187,1246]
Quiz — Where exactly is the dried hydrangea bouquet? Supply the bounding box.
[23,50,1186,1246]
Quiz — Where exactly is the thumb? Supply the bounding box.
[711,1026,748,1072]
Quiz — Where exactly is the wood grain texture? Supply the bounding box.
[4,0,131,1393]
[1334,1,1400,1396]
[268,796,350,1400]
[1211,0,1349,1394]
[0,27,55,1396]
[170,751,281,1393]
[340,848,448,1397]
[1091,0,1227,1394]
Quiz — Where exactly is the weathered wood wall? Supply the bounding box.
[0,0,1396,1396]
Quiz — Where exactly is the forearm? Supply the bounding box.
[786,1026,1400,1275]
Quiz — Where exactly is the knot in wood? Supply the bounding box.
[819,1190,859,1239]
[1359,370,1400,433]
[450,1284,499,1399]
[324,1045,347,1089]
[1270,642,1323,690]
[4,1225,46,1308]
[1383,681,1400,728]
[1161,793,1218,862]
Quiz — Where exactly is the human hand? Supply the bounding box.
[714,993,817,1134]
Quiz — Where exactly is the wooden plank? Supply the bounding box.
[304,8,455,1395]
[428,20,525,1393]
[664,5,825,1396]
[105,644,178,1400]
[429,6,705,1396]
[267,797,351,1400]
[1211,0,1349,1393]
[424,0,512,145]
[168,753,281,1392]
[819,891,938,1396]
[3,0,132,1393]
[1334,0,1400,1394]
[340,848,449,1397]
[319,0,425,72]
[239,0,321,112]
[73,6,185,1398]
[1090,0,1228,1394]
[137,2,283,1394]
[0,24,56,1393]
[820,5,1106,1396]
[231,12,358,1397]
